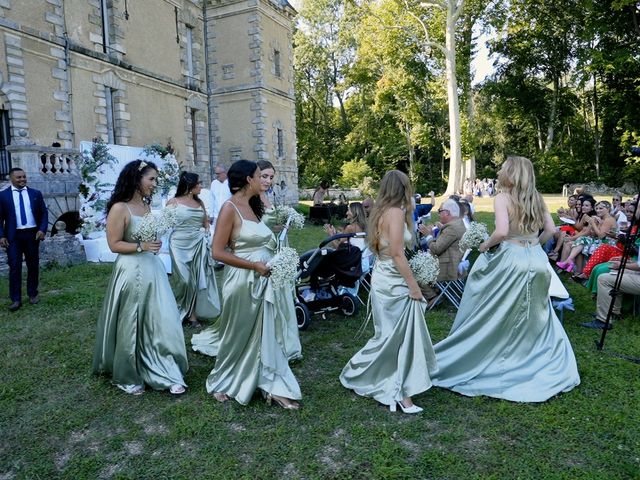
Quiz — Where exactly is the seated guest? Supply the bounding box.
[313,181,330,206]
[362,197,374,218]
[580,256,640,329]
[413,191,436,223]
[418,199,466,304]
[558,200,617,273]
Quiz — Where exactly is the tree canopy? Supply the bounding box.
[293,0,640,193]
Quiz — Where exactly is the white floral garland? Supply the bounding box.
[142,143,180,198]
[77,139,116,237]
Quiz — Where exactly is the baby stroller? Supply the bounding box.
[295,232,365,330]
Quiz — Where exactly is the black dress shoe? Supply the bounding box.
[8,301,21,312]
[29,296,39,305]
[579,319,612,330]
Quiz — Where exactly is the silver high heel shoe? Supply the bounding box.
[390,401,423,414]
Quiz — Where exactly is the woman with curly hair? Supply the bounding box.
[92,160,188,396]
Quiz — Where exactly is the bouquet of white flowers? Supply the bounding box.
[132,207,178,242]
[273,206,305,229]
[459,221,489,252]
[266,247,299,289]
[408,250,440,287]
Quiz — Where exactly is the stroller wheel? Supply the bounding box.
[339,293,359,317]
[295,302,311,330]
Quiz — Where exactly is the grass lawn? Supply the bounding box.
[1,208,639,479]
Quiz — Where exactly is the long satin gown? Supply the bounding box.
[169,205,220,322]
[93,213,188,391]
[432,233,581,402]
[205,205,301,405]
[262,206,301,361]
[340,226,437,407]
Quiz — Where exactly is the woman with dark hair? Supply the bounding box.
[93,160,188,396]
[166,171,220,329]
[205,160,301,409]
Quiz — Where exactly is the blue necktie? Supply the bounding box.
[18,189,27,226]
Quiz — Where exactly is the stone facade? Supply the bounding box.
[0,0,299,236]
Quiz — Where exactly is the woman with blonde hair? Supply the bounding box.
[432,156,580,402]
[339,170,437,414]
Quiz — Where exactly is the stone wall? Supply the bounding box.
[0,232,85,277]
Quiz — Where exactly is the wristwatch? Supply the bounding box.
[136,241,143,253]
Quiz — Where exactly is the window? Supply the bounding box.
[105,88,117,144]
[190,108,198,160]
[277,128,284,158]
[186,26,195,85]
[274,49,281,77]
[100,0,110,54]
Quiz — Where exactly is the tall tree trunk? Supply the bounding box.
[545,76,559,152]
[404,122,416,183]
[444,9,463,195]
[535,117,544,151]
[592,72,600,179]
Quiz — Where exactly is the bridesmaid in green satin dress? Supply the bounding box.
[257,160,302,361]
[92,160,188,396]
[340,170,437,414]
[206,160,301,409]
[432,156,580,402]
[167,172,220,329]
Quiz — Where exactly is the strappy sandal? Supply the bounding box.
[212,392,230,403]
[170,384,186,395]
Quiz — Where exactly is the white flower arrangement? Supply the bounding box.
[266,246,299,289]
[132,207,178,243]
[77,139,116,237]
[459,221,489,252]
[408,250,440,287]
[273,206,305,229]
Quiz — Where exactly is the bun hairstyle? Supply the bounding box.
[106,159,158,214]
[175,171,204,207]
[227,159,264,220]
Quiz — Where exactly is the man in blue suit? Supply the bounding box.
[0,168,48,311]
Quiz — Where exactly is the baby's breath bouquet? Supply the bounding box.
[408,250,440,287]
[132,207,178,242]
[459,221,489,252]
[266,247,299,289]
[273,206,305,229]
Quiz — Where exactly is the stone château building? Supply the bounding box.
[0,0,298,233]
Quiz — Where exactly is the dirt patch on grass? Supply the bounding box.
[125,441,143,455]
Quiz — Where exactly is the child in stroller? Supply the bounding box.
[295,232,365,330]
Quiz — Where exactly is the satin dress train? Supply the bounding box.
[432,236,580,402]
[169,205,220,322]
[93,213,188,390]
[340,226,437,407]
[205,205,301,404]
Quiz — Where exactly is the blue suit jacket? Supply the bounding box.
[0,186,49,242]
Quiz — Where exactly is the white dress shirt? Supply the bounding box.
[11,187,37,229]
[209,179,231,219]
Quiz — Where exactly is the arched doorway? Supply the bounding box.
[51,211,81,236]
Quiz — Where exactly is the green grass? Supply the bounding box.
[1,213,639,479]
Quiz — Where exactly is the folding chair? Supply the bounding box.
[428,249,472,311]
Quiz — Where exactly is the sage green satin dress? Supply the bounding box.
[92,213,188,391]
[340,226,437,407]
[205,207,301,404]
[262,206,301,361]
[432,234,581,402]
[169,205,220,322]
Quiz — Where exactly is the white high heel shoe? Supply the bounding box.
[389,401,423,414]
